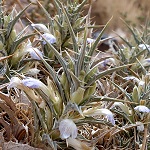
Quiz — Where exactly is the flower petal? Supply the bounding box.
[28,48,43,60]
[7,77,22,90]
[139,44,150,50]
[87,38,95,44]
[59,119,77,140]
[83,108,115,125]
[100,109,115,125]
[31,23,49,33]
[136,122,144,132]
[134,105,150,113]
[22,77,42,88]
[42,33,56,45]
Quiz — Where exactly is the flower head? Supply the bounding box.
[134,105,150,113]
[139,44,150,51]
[83,108,115,125]
[41,33,56,45]
[27,47,43,60]
[59,119,77,140]
[7,77,22,90]
[87,38,95,44]
[22,77,42,89]
[136,122,144,132]
[123,76,145,86]
[31,23,49,33]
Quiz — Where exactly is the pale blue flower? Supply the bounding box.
[136,122,144,132]
[42,33,56,45]
[87,38,95,44]
[83,108,115,125]
[22,77,42,88]
[134,105,150,113]
[124,76,145,86]
[27,47,43,60]
[139,44,150,51]
[59,119,78,140]
[31,23,49,33]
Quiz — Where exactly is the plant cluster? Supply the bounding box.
[0,0,149,149]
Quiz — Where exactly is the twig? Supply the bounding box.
[141,124,148,150]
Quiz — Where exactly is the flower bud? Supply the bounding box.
[31,23,49,33]
[41,33,56,45]
[132,86,139,103]
[59,119,77,140]
[71,87,85,104]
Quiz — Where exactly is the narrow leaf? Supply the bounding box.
[88,17,112,57]
[6,4,31,39]
[86,64,132,87]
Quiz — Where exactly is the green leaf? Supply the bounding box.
[86,64,132,87]
[37,1,53,27]
[88,17,112,58]
[76,25,88,77]
[74,0,88,13]
[63,7,78,54]
[39,56,67,105]
[109,80,133,102]
[9,33,35,54]
[6,4,31,39]
[121,19,140,45]
[114,32,132,48]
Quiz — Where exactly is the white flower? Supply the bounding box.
[134,105,150,113]
[7,77,22,90]
[31,23,49,33]
[139,44,150,51]
[59,119,78,140]
[141,58,150,67]
[87,38,95,44]
[27,47,43,60]
[22,77,43,88]
[136,122,144,132]
[123,76,145,86]
[22,77,50,97]
[41,33,56,45]
[83,108,115,125]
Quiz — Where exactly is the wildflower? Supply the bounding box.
[22,77,43,89]
[100,58,116,68]
[123,76,145,86]
[31,23,49,33]
[83,108,115,125]
[7,77,22,90]
[59,119,78,140]
[136,122,144,132]
[141,58,150,67]
[27,47,43,60]
[139,44,150,51]
[8,77,42,103]
[134,105,150,113]
[22,77,50,97]
[41,33,56,45]
[87,38,95,44]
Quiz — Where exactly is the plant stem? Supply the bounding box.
[141,124,148,150]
